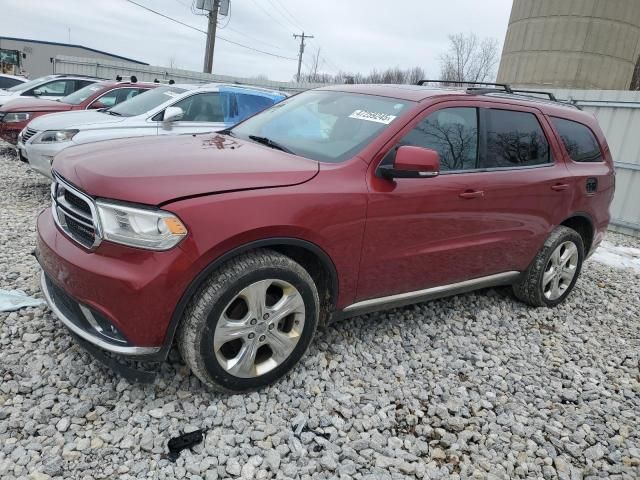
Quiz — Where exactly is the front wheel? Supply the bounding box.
[177,250,319,392]
[513,226,584,307]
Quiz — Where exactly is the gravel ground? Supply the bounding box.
[0,149,639,480]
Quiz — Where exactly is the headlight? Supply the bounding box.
[3,112,31,123]
[34,129,79,144]
[96,200,187,250]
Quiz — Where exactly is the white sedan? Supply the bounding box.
[20,83,287,179]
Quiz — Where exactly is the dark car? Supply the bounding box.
[37,82,615,392]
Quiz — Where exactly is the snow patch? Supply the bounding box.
[590,241,640,274]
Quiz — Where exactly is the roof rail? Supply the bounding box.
[416,79,513,93]
[511,89,557,101]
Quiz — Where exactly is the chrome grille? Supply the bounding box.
[51,174,102,249]
[22,127,38,142]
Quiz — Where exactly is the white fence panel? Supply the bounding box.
[52,55,327,93]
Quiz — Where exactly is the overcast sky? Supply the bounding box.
[1,0,512,82]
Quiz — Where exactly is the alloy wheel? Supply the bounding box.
[542,241,579,301]
[213,279,306,378]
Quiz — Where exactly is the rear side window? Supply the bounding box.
[482,109,550,168]
[551,117,603,162]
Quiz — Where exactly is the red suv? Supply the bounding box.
[0,79,157,146]
[36,82,615,392]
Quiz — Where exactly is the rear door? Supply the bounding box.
[471,104,573,272]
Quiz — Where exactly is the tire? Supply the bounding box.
[513,226,584,307]
[177,249,320,393]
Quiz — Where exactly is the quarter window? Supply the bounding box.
[388,107,479,172]
[482,109,550,168]
[551,117,603,162]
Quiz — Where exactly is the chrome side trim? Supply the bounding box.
[342,271,521,314]
[40,272,161,356]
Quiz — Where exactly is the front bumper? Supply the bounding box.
[40,271,160,355]
[37,207,194,358]
[26,141,68,179]
[0,122,22,145]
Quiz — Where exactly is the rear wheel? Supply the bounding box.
[177,250,319,392]
[513,226,584,307]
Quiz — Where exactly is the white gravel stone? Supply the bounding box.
[0,149,639,478]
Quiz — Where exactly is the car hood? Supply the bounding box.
[27,110,126,131]
[0,97,74,113]
[53,133,319,205]
[0,91,20,105]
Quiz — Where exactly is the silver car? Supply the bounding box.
[21,83,287,178]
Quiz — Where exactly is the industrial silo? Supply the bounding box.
[497,0,640,90]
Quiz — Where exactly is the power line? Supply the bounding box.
[249,0,294,34]
[271,0,306,32]
[223,26,288,52]
[124,0,297,61]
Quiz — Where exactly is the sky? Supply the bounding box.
[1,0,513,82]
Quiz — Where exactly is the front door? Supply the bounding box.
[357,103,498,301]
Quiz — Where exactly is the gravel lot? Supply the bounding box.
[0,148,639,480]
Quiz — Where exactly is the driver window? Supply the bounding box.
[383,107,479,172]
[30,79,74,97]
[172,93,224,122]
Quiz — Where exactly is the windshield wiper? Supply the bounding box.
[104,110,122,116]
[248,135,295,154]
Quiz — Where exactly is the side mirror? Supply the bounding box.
[378,146,440,179]
[89,101,105,110]
[163,106,184,125]
[32,88,43,97]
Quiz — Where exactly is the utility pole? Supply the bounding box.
[203,0,219,73]
[293,32,314,83]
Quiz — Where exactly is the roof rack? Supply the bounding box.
[416,79,582,109]
[511,89,557,101]
[416,79,513,93]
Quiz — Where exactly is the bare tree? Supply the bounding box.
[631,55,640,90]
[439,33,499,83]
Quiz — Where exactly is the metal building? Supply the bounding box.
[0,37,146,78]
[497,0,640,90]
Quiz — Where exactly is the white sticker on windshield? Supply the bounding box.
[349,109,396,124]
[88,86,100,91]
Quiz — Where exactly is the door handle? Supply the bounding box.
[459,190,485,199]
[551,183,570,191]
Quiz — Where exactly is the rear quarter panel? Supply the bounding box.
[544,110,615,251]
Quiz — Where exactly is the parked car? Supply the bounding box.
[0,73,28,90]
[0,79,157,145]
[36,82,614,392]
[20,83,287,178]
[0,74,101,107]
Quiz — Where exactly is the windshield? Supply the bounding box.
[60,83,104,105]
[6,75,56,92]
[108,86,187,117]
[231,90,413,163]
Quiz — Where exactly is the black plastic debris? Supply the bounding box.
[167,429,206,462]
